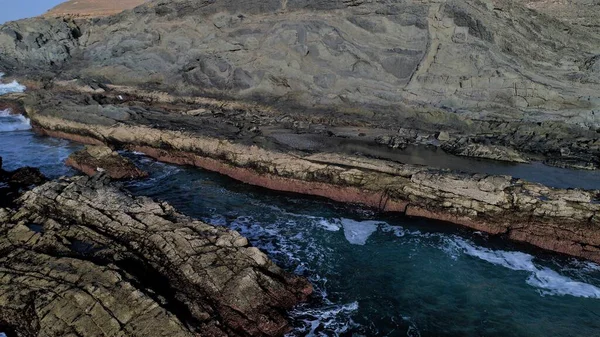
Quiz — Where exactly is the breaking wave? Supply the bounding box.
[0,72,26,95]
[449,237,600,298]
[0,110,31,132]
[381,223,600,299]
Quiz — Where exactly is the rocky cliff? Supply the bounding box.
[2,0,600,276]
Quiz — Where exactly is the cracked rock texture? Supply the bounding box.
[0,173,312,337]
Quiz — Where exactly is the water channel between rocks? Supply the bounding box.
[2,81,600,336]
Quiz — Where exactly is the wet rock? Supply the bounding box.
[0,174,312,337]
[66,145,148,179]
[375,135,413,150]
[441,140,529,163]
[0,156,47,207]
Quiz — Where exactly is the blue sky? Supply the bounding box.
[0,0,65,24]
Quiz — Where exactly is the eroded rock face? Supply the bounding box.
[66,145,148,179]
[441,139,529,163]
[0,18,81,71]
[0,173,312,337]
[3,0,600,170]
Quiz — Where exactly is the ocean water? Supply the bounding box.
[0,110,82,177]
[121,155,600,337]
[2,80,600,336]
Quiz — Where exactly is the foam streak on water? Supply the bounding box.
[449,237,600,298]
[382,224,600,299]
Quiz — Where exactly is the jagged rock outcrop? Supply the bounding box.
[3,0,600,281]
[2,0,600,170]
[66,145,148,179]
[440,139,529,163]
[0,17,81,71]
[0,173,312,337]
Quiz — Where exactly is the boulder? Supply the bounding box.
[66,145,148,179]
[0,156,47,207]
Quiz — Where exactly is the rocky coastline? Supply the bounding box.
[1,85,596,264]
[3,0,600,333]
[0,158,312,337]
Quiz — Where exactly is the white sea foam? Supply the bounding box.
[0,80,26,95]
[0,73,26,95]
[0,75,29,132]
[287,301,359,337]
[341,219,382,245]
[317,219,341,232]
[379,223,600,299]
[450,237,600,299]
[0,110,31,132]
[452,238,536,271]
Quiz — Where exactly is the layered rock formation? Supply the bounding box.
[3,0,599,122]
[13,88,600,264]
[0,171,312,337]
[2,0,600,168]
[2,0,600,272]
[66,145,148,179]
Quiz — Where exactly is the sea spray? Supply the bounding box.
[0,74,29,131]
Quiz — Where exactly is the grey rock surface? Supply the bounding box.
[2,0,600,128]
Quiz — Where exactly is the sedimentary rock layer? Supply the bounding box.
[21,92,600,263]
[0,172,312,336]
